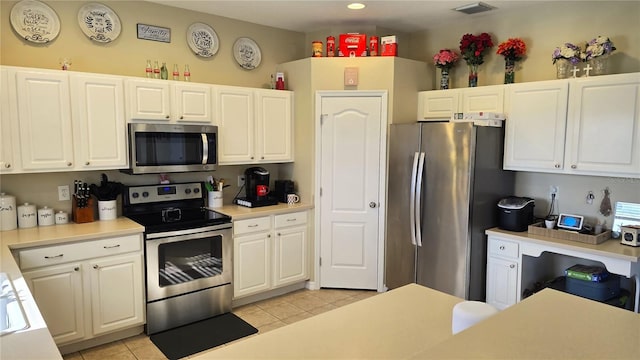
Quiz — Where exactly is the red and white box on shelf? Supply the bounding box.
[381,35,398,56]
[339,33,367,57]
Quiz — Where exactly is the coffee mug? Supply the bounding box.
[257,185,270,197]
[287,194,300,204]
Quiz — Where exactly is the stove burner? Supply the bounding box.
[162,208,182,223]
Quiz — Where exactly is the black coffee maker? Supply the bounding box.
[245,167,270,201]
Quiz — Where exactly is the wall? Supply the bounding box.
[0,0,303,212]
[408,1,640,228]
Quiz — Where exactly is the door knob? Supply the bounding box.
[369,202,377,208]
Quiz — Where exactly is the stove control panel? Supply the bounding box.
[126,183,203,204]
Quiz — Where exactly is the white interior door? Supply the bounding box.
[319,94,384,290]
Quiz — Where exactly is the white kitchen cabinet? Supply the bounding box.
[564,73,640,177]
[0,67,19,173]
[218,87,294,165]
[22,262,85,344]
[485,237,520,310]
[17,233,144,346]
[71,74,128,169]
[504,73,640,178]
[503,80,569,172]
[233,211,309,299]
[417,85,503,120]
[126,79,213,123]
[14,68,74,171]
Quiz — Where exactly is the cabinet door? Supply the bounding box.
[417,89,460,120]
[217,86,254,164]
[255,89,293,162]
[273,226,307,287]
[486,256,518,310]
[71,74,128,169]
[0,67,18,173]
[233,232,270,298]
[503,80,569,172]
[173,83,212,123]
[565,73,640,177]
[22,263,85,344]
[127,79,171,121]
[460,86,504,114]
[89,253,144,336]
[15,70,74,171]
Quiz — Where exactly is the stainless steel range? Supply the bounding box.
[123,182,232,335]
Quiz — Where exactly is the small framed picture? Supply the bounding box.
[137,23,171,43]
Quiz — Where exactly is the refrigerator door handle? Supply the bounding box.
[415,152,426,247]
[409,152,419,246]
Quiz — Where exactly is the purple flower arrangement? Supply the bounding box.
[552,43,582,65]
[581,36,616,61]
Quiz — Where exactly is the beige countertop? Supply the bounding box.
[0,217,144,360]
[196,284,462,359]
[413,288,640,359]
[209,203,314,220]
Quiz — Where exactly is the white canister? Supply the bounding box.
[17,203,37,228]
[98,200,117,221]
[37,206,55,226]
[0,193,17,231]
[55,211,69,225]
[208,191,223,208]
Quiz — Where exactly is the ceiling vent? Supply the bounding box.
[454,2,496,15]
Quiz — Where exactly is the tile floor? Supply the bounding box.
[62,288,378,360]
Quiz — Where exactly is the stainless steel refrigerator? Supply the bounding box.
[385,121,514,300]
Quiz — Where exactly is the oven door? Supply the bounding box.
[145,226,231,302]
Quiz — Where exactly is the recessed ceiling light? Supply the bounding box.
[348,3,366,10]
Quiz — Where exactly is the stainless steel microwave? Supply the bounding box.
[124,123,218,174]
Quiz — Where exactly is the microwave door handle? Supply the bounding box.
[409,152,419,246]
[201,133,209,164]
[415,152,425,247]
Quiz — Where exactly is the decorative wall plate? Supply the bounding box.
[77,2,121,43]
[10,0,60,43]
[187,22,219,57]
[233,37,261,70]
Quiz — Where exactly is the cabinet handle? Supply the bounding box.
[180,116,184,119]
[74,267,79,271]
[44,254,63,259]
[571,164,577,169]
[277,232,281,236]
[4,163,10,168]
[250,156,254,160]
[261,156,265,160]
[67,162,72,167]
[165,115,170,119]
[248,224,259,228]
[286,218,296,222]
[509,264,515,269]
[267,234,271,238]
[85,161,90,166]
[499,245,505,250]
[93,265,99,269]
[554,163,560,169]
[103,244,121,249]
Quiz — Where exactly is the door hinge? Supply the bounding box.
[319,187,322,196]
[320,114,327,125]
[319,257,322,266]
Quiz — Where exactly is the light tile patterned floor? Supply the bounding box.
[62,288,378,360]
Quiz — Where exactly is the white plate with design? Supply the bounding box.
[187,22,219,58]
[233,37,261,70]
[10,0,60,43]
[77,2,121,43]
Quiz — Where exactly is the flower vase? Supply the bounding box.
[440,68,450,90]
[468,64,479,87]
[589,55,608,76]
[504,58,515,84]
[556,59,571,79]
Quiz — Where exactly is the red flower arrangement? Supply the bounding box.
[459,33,494,65]
[496,38,527,61]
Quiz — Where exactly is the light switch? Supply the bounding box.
[344,67,359,86]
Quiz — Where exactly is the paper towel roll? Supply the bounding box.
[0,193,17,231]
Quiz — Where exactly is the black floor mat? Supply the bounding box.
[150,313,258,359]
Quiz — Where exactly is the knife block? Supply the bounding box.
[72,197,95,224]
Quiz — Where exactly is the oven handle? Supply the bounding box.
[146,223,232,240]
[201,133,209,165]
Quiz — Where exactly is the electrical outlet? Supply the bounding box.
[549,185,559,199]
[237,175,245,187]
[58,185,70,201]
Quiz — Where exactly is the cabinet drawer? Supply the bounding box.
[488,238,519,259]
[234,216,271,235]
[18,234,142,270]
[274,211,307,229]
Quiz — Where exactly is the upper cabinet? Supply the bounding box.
[126,79,212,123]
[217,86,293,165]
[504,73,640,178]
[418,85,504,120]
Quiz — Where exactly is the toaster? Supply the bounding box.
[620,225,640,247]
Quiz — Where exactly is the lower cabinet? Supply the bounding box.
[485,236,520,310]
[18,234,145,345]
[233,211,308,299]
